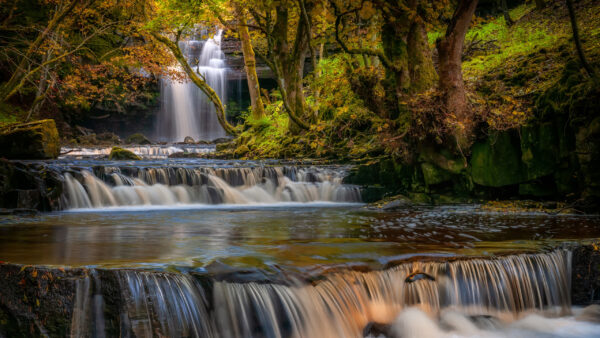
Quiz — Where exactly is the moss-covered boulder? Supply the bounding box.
[470,131,524,187]
[108,147,141,160]
[520,122,559,180]
[420,163,452,186]
[0,119,60,159]
[126,133,152,145]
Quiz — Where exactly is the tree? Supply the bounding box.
[566,0,597,78]
[436,0,479,148]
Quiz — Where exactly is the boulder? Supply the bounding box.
[0,119,60,159]
[421,162,452,186]
[520,122,559,180]
[125,133,152,145]
[470,131,524,187]
[108,147,141,160]
[184,136,196,144]
[96,132,121,144]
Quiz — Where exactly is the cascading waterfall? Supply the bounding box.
[62,166,361,209]
[70,250,586,338]
[157,29,227,142]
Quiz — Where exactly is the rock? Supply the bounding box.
[0,161,63,211]
[212,137,232,144]
[381,196,412,210]
[96,132,121,144]
[470,131,524,187]
[408,192,432,205]
[75,125,94,136]
[362,322,392,337]
[184,136,196,144]
[518,181,555,197]
[520,122,559,180]
[125,133,152,145]
[216,141,235,152]
[418,145,465,174]
[571,244,600,305]
[234,144,250,157]
[108,147,141,160]
[0,119,60,159]
[421,162,452,186]
[405,272,435,283]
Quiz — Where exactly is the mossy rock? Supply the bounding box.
[470,131,524,187]
[126,133,152,145]
[418,146,465,174]
[520,122,559,180]
[421,162,452,186]
[234,145,250,157]
[519,181,556,197]
[0,119,60,159]
[108,147,140,160]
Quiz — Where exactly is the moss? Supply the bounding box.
[470,131,525,187]
[108,147,140,160]
[0,119,60,159]
[421,163,452,186]
[520,122,559,180]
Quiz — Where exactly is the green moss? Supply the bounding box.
[421,163,452,186]
[470,131,525,187]
[520,122,559,180]
[108,147,140,160]
[0,119,60,159]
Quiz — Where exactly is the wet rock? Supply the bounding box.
[212,137,232,144]
[363,321,392,337]
[125,132,152,145]
[405,272,435,283]
[421,162,452,186]
[572,244,600,305]
[380,196,412,210]
[108,147,141,160]
[0,119,60,159]
[0,161,63,211]
[184,136,196,144]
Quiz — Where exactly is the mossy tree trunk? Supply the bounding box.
[235,4,265,119]
[152,32,238,136]
[407,19,438,93]
[436,0,479,148]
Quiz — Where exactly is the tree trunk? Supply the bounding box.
[437,0,479,148]
[500,0,514,26]
[566,0,597,78]
[535,0,546,10]
[407,19,437,93]
[235,5,265,119]
[152,32,238,135]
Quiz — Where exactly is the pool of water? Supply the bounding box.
[1,205,598,271]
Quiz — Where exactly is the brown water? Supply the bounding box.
[1,205,598,272]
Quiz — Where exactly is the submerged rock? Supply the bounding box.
[108,147,141,160]
[0,119,60,159]
[405,272,436,283]
[125,132,152,145]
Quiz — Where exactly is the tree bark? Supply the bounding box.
[152,32,238,136]
[500,0,514,26]
[436,0,479,147]
[566,0,597,78]
[235,5,265,119]
[407,19,437,93]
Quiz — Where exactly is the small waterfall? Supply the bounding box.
[62,166,361,209]
[69,251,579,337]
[157,29,228,142]
[60,145,214,159]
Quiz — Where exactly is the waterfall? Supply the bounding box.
[157,29,227,142]
[68,250,596,338]
[62,166,361,209]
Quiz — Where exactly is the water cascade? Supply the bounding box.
[67,250,592,338]
[157,29,227,142]
[62,165,361,209]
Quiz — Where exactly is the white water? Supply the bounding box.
[62,166,361,209]
[158,29,227,142]
[60,145,214,159]
[69,250,600,337]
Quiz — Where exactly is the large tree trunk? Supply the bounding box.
[235,5,265,119]
[566,0,596,78]
[407,19,437,93]
[152,32,237,135]
[436,0,479,148]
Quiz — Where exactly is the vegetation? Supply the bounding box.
[0,0,599,204]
